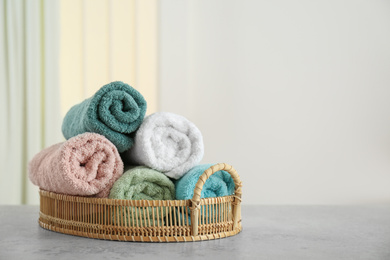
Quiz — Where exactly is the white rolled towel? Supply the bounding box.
[124,112,204,179]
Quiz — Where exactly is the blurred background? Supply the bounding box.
[1,0,390,205]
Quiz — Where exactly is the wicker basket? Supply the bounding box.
[38,163,242,242]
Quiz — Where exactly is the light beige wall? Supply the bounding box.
[59,0,158,117]
[159,0,390,204]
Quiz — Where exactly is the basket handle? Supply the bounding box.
[190,163,242,236]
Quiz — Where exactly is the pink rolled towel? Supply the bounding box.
[28,133,124,197]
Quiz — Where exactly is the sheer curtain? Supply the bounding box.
[0,0,159,205]
[0,0,63,205]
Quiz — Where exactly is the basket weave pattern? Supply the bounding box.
[39,163,242,242]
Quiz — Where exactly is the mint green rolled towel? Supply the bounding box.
[109,166,175,200]
[62,81,147,152]
[109,166,175,226]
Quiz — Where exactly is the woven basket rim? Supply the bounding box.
[39,189,235,206]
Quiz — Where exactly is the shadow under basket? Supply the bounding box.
[38,163,242,242]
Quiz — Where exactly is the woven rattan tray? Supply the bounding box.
[38,163,242,242]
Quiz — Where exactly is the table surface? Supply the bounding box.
[1,205,389,260]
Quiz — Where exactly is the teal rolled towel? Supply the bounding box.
[175,164,235,223]
[62,81,147,152]
[109,166,175,226]
[175,164,235,200]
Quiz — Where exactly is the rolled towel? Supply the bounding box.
[28,133,124,197]
[124,112,204,179]
[175,164,235,223]
[175,164,235,200]
[62,81,147,152]
[109,166,175,200]
[109,166,175,226]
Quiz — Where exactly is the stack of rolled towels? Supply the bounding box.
[28,81,235,222]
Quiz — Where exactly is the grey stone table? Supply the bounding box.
[1,205,390,260]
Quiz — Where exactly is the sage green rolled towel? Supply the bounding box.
[62,81,147,152]
[109,166,175,226]
[109,166,175,200]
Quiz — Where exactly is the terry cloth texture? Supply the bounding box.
[62,81,147,152]
[109,166,175,226]
[109,166,175,200]
[28,133,124,198]
[175,164,235,200]
[124,112,204,179]
[175,164,235,223]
